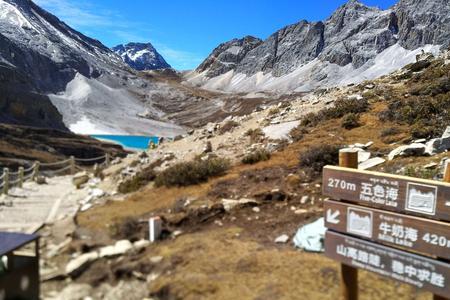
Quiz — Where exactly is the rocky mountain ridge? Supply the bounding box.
[189,0,450,92]
[112,42,171,71]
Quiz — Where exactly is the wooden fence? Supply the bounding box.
[0,153,110,195]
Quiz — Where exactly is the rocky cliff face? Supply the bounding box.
[113,42,171,71]
[191,0,449,92]
[0,0,188,136]
[196,36,262,78]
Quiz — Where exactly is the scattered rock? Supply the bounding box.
[424,162,438,169]
[65,252,99,277]
[133,239,150,251]
[425,137,450,155]
[359,157,386,170]
[150,256,164,264]
[99,240,133,258]
[36,176,47,185]
[72,171,89,188]
[222,198,258,211]
[300,196,310,204]
[388,143,426,160]
[275,234,290,244]
[252,207,261,213]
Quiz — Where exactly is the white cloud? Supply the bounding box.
[34,0,204,69]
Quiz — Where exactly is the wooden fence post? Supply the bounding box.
[434,162,450,300]
[105,153,110,166]
[18,166,24,188]
[338,148,359,300]
[33,161,40,181]
[70,156,75,175]
[2,168,9,195]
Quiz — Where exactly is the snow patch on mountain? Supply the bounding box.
[112,43,171,71]
[186,44,440,93]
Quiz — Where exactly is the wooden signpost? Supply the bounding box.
[325,231,450,298]
[323,150,450,299]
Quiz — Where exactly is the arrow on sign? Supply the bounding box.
[327,209,340,224]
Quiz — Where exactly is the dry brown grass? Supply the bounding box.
[148,227,430,300]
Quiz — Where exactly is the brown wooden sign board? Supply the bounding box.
[325,230,450,298]
[324,200,450,260]
[322,166,450,222]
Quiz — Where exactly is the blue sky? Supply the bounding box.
[34,0,397,70]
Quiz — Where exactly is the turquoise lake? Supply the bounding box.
[92,135,159,151]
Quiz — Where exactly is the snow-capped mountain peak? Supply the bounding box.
[112,42,171,71]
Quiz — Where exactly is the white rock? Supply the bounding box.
[388,143,426,160]
[99,240,133,258]
[222,198,258,211]
[300,196,310,204]
[150,256,164,264]
[252,207,261,213]
[80,203,93,212]
[364,141,374,149]
[442,126,450,139]
[90,188,105,198]
[275,234,290,244]
[65,252,99,277]
[359,157,386,170]
[425,137,450,155]
[133,239,150,250]
[424,162,438,169]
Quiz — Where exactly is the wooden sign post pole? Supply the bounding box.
[433,162,450,300]
[338,149,359,300]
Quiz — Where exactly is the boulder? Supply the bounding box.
[99,240,133,258]
[65,252,99,277]
[222,198,258,211]
[36,176,47,185]
[425,137,450,155]
[133,239,150,251]
[275,234,290,244]
[72,171,89,188]
[359,157,386,170]
[440,128,449,139]
[388,143,426,160]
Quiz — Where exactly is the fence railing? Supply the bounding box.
[0,153,110,195]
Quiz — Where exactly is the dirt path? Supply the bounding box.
[0,176,88,233]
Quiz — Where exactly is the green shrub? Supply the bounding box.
[241,150,271,165]
[118,166,156,194]
[407,60,431,73]
[380,127,401,137]
[299,145,341,173]
[155,157,230,187]
[341,113,360,129]
[245,128,265,143]
[301,97,369,127]
[110,217,140,240]
[289,126,308,142]
[268,107,280,116]
[403,166,439,180]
